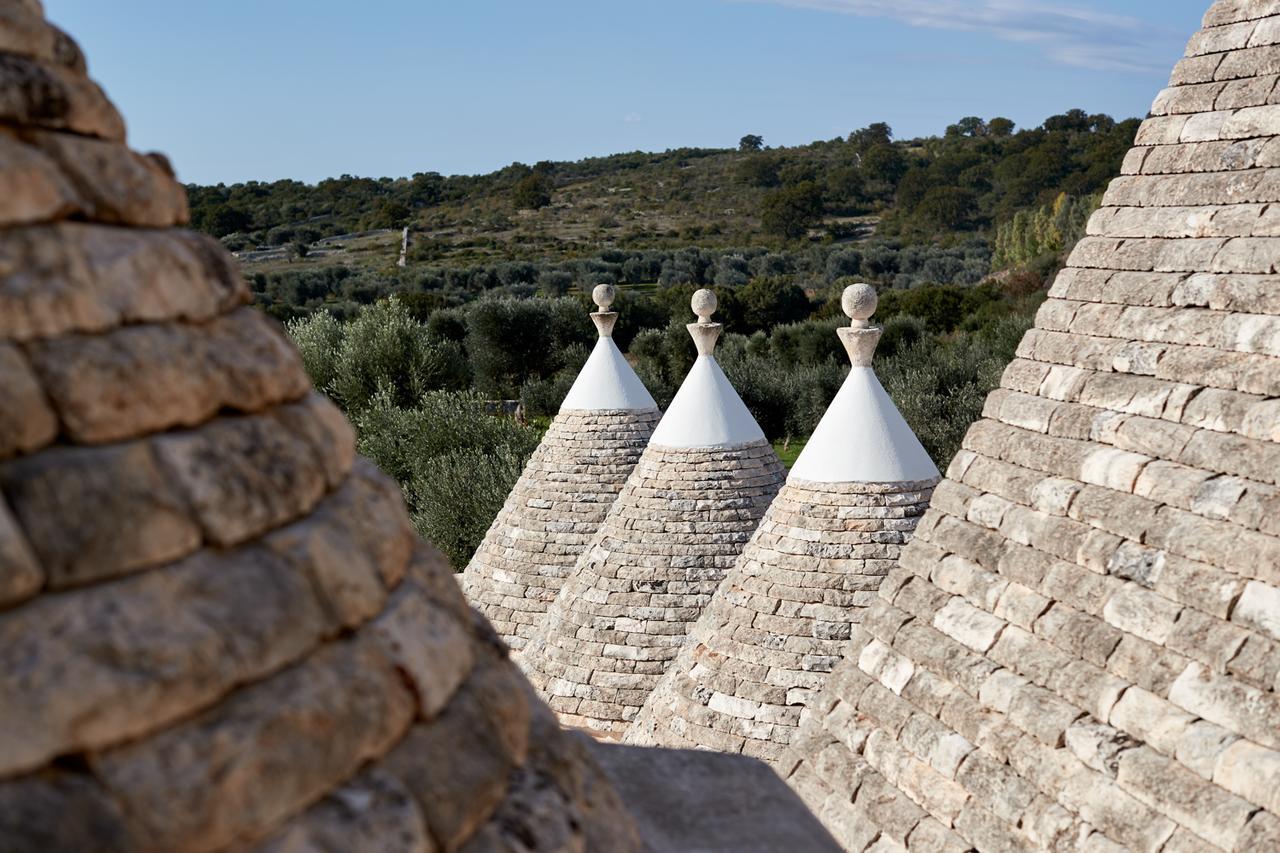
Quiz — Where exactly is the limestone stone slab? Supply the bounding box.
[0,770,140,851]
[0,493,39,606]
[0,543,330,778]
[1,439,201,587]
[254,770,432,853]
[382,659,532,850]
[0,51,123,140]
[0,4,85,68]
[590,743,842,852]
[156,407,330,548]
[93,636,416,852]
[0,341,55,460]
[0,224,247,342]
[27,308,308,444]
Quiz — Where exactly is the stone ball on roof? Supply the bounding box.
[842,283,877,323]
[593,283,616,311]
[692,288,717,322]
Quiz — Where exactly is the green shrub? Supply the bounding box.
[285,310,343,394]
[412,447,529,570]
[351,390,541,568]
[287,297,469,411]
[877,318,1027,467]
[466,297,593,398]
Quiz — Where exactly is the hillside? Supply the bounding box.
[187,110,1138,318]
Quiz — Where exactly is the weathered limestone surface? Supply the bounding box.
[522,439,787,737]
[0,10,645,851]
[628,478,935,764]
[462,407,660,650]
[781,4,1280,850]
[590,743,843,852]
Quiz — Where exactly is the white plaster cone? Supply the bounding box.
[648,354,765,448]
[790,282,936,483]
[789,367,938,483]
[560,336,657,412]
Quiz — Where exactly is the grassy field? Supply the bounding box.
[773,438,806,470]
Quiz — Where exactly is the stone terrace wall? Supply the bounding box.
[523,440,786,738]
[628,477,936,765]
[463,407,660,651]
[781,2,1280,850]
[0,4,642,850]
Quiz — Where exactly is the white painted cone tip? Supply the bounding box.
[559,336,658,412]
[649,355,766,448]
[789,367,939,484]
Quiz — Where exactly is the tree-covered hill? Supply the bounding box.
[188,109,1137,294]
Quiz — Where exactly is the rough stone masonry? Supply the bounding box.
[0,3,645,849]
[463,284,661,652]
[629,285,941,766]
[522,291,787,738]
[782,1,1280,850]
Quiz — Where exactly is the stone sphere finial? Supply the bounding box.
[592,283,616,312]
[692,289,717,323]
[842,283,877,327]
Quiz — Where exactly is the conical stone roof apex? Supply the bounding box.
[789,283,939,484]
[626,284,938,761]
[559,284,657,413]
[523,287,785,736]
[463,284,660,650]
[648,288,766,449]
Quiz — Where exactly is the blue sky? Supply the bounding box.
[47,0,1207,185]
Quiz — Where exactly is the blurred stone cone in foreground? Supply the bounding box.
[781,3,1280,850]
[0,3,643,850]
[628,283,942,765]
[462,283,661,652]
[522,289,788,738]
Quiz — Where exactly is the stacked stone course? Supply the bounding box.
[782,3,1280,850]
[523,291,787,737]
[628,478,935,763]
[463,406,660,649]
[0,5,644,849]
[630,284,940,764]
[463,285,660,651]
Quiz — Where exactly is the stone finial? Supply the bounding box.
[842,283,877,329]
[591,283,619,338]
[688,289,722,356]
[593,284,616,312]
[838,283,882,367]
[692,289,717,323]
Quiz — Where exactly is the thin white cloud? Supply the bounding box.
[744,0,1177,73]
[624,112,643,124]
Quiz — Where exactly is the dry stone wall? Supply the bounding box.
[782,2,1280,850]
[463,407,660,650]
[523,440,786,738]
[0,4,643,850]
[628,477,936,764]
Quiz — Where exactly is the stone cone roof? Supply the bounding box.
[628,285,940,764]
[0,7,644,850]
[462,287,660,651]
[522,291,787,738]
[781,4,1280,851]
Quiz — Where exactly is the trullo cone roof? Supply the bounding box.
[462,286,660,650]
[781,4,1280,850]
[628,285,940,763]
[521,290,787,738]
[0,7,644,850]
